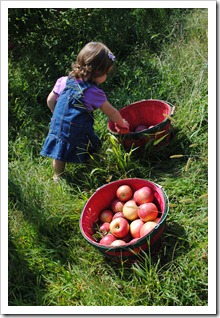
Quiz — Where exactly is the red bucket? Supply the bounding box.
[80,178,169,260]
[108,99,175,148]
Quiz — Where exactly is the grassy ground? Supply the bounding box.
[8,9,208,307]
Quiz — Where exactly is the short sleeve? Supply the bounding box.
[53,76,68,96]
[82,86,107,111]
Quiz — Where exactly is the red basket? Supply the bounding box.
[79,178,169,260]
[108,99,175,148]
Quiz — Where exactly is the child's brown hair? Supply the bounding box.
[69,42,115,82]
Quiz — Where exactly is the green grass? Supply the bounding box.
[8,9,208,307]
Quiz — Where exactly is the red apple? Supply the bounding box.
[116,185,133,202]
[154,217,161,223]
[112,212,126,220]
[100,222,110,233]
[130,219,144,238]
[111,199,124,213]
[122,199,139,221]
[111,239,126,246]
[99,233,116,245]
[138,202,158,222]
[140,221,157,237]
[148,125,154,129]
[133,186,154,205]
[99,210,113,223]
[109,217,129,238]
[135,124,147,132]
[128,238,140,245]
[121,232,132,243]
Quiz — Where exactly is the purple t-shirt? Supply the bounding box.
[53,76,107,111]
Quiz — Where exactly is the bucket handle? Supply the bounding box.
[170,105,176,116]
[165,101,176,116]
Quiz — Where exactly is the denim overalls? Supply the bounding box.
[40,78,101,163]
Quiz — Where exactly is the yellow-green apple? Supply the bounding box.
[133,186,154,205]
[111,199,124,213]
[111,239,126,246]
[99,210,113,223]
[138,202,158,222]
[130,219,145,238]
[112,212,126,220]
[116,185,133,202]
[100,222,110,233]
[110,217,129,238]
[122,199,139,221]
[140,221,157,237]
[135,124,147,132]
[99,233,116,245]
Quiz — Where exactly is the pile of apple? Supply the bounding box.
[94,184,161,247]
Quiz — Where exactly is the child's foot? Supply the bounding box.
[53,174,61,182]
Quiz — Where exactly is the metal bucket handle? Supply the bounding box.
[164,101,176,116]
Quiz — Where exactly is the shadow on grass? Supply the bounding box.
[103,221,189,281]
[62,126,191,191]
[159,221,190,267]
[8,177,75,265]
[131,127,190,164]
[8,237,47,306]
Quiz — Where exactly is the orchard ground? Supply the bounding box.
[7,8,210,307]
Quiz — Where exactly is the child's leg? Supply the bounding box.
[53,159,66,180]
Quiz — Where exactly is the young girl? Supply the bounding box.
[40,42,129,181]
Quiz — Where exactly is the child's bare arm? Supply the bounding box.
[47,91,58,113]
[100,101,129,129]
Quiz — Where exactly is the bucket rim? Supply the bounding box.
[108,99,175,136]
[79,178,169,252]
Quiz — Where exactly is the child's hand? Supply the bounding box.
[115,119,130,134]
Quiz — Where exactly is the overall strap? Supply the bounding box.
[65,77,93,94]
[63,78,95,117]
